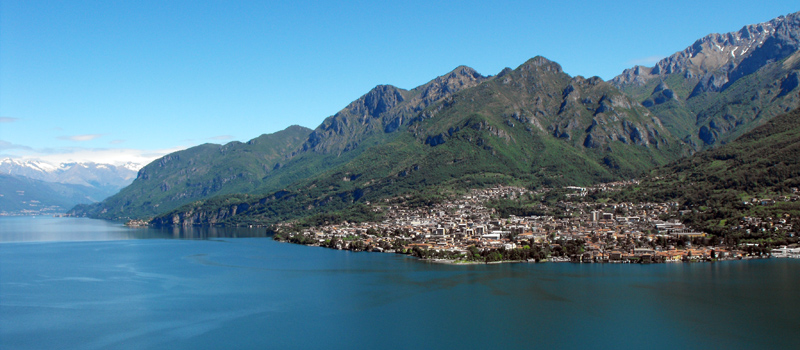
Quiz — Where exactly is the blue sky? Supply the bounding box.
[1,0,797,166]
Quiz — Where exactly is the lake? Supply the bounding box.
[1,216,798,349]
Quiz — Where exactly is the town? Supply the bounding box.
[273,185,800,263]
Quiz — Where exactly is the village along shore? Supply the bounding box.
[272,185,800,264]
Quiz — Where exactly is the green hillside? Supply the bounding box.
[151,57,687,227]
[70,67,490,221]
[70,125,312,220]
[610,107,800,244]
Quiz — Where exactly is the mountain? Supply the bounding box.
[70,67,492,221]
[0,159,140,212]
[73,12,800,226]
[0,158,58,177]
[609,106,800,241]
[243,66,496,196]
[55,162,139,189]
[634,107,800,199]
[69,125,312,220]
[0,158,139,189]
[612,11,800,148]
[146,57,686,226]
[0,174,116,214]
[302,66,488,155]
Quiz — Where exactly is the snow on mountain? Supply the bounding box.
[1,158,58,174]
[0,158,139,189]
[122,162,143,171]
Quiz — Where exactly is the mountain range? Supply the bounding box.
[70,11,800,226]
[0,158,140,187]
[0,159,139,214]
[612,11,800,148]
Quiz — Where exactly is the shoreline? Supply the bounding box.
[274,238,781,265]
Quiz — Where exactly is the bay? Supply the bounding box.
[1,217,798,349]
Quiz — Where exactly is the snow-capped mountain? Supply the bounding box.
[0,158,58,178]
[121,162,141,172]
[0,158,143,214]
[0,158,140,189]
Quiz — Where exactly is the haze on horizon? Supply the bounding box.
[1,0,797,166]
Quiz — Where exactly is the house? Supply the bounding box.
[670,229,706,237]
[516,231,534,241]
[609,251,623,262]
[634,248,655,256]
[772,246,800,258]
[481,233,501,240]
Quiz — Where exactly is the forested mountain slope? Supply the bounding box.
[150,57,685,226]
[70,125,312,219]
[610,106,800,241]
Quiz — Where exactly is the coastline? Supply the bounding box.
[267,185,798,268]
[273,237,780,265]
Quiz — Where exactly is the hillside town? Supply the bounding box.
[274,185,800,263]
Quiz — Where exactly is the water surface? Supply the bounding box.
[1,217,797,349]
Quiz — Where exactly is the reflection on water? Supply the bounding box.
[160,224,270,240]
[0,216,269,242]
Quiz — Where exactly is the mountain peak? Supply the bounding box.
[612,10,800,150]
[417,66,487,100]
[447,65,482,79]
[517,56,563,73]
[0,158,138,191]
[1,158,58,173]
[302,67,489,154]
[612,10,800,89]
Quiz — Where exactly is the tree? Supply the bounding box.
[467,245,480,259]
[485,251,503,262]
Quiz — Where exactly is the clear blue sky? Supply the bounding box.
[1,0,797,166]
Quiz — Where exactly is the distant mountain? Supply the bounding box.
[0,158,139,189]
[0,158,58,176]
[0,174,115,214]
[612,11,800,148]
[0,159,140,213]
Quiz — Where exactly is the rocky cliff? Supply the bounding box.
[612,11,800,147]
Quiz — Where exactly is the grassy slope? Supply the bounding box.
[152,59,687,227]
[70,125,312,220]
[611,107,800,240]
[73,67,491,221]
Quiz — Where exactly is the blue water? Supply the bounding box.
[1,217,798,349]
